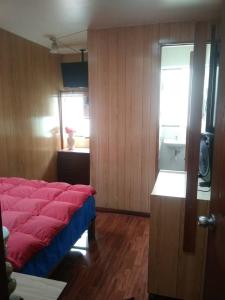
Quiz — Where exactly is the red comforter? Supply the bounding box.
[0,177,95,270]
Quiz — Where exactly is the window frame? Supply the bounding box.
[58,88,89,150]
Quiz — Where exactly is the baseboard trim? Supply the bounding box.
[96,207,150,217]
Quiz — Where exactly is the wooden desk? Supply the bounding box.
[11,272,66,300]
[57,148,90,185]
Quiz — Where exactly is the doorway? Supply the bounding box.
[158,44,193,171]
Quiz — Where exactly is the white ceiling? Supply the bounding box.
[0,0,222,53]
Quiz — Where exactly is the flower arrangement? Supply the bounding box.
[65,127,76,150]
[65,127,75,135]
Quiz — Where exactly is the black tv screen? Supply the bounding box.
[61,62,88,88]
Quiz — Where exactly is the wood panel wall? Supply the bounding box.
[61,52,88,63]
[0,28,61,181]
[88,22,196,212]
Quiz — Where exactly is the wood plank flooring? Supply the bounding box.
[50,212,149,300]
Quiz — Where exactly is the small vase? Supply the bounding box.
[67,133,75,150]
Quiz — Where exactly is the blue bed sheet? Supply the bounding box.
[20,196,95,277]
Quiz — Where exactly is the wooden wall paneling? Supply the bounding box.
[88,31,95,185]
[89,26,151,212]
[141,25,160,211]
[159,22,195,44]
[61,52,88,63]
[88,30,98,197]
[123,28,133,211]
[0,30,16,177]
[148,25,161,196]
[149,195,183,297]
[141,26,153,211]
[108,29,120,209]
[89,30,97,195]
[89,30,110,208]
[88,22,208,213]
[124,26,144,212]
[96,29,110,209]
[0,28,61,181]
[116,28,127,210]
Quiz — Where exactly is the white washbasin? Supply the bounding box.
[164,138,186,149]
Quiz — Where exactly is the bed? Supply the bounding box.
[0,177,96,277]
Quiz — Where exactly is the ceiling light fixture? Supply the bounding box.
[47,30,87,55]
[49,36,59,54]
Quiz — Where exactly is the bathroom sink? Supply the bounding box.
[164,138,186,149]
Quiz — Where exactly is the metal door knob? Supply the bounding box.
[198,214,216,228]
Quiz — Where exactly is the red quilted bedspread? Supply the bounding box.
[0,177,95,270]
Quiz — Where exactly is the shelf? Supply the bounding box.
[59,147,90,153]
[151,170,187,198]
[11,272,66,300]
[151,170,210,201]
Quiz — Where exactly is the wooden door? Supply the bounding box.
[202,10,225,300]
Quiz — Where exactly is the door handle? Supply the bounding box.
[198,214,216,228]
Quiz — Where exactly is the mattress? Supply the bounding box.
[0,177,96,275]
[20,196,95,277]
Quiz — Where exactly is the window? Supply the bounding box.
[60,91,90,149]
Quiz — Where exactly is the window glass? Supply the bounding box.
[61,91,89,149]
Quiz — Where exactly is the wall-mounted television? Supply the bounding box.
[61,62,88,88]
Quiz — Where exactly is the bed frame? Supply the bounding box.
[88,218,96,241]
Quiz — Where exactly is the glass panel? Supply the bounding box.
[213,65,219,127]
[158,44,194,171]
[61,91,90,149]
[201,43,211,133]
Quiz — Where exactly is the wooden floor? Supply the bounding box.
[50,212,149,300]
